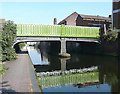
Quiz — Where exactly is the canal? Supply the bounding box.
[27,42,119,93]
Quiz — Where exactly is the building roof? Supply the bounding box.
[80,14,112,21]
[58,12,112,25]
[0,19,6,23]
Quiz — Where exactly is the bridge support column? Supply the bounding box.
[61,39,66,54]
[60,58,70,71]
[61,58,66,71]
[59,38,70,57]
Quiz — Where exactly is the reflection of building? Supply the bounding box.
[58,12,112,28]
[73,82,100,88]
[113,0,120,29]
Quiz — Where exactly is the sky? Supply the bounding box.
[0,1,112,24]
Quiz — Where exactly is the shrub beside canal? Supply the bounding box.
[99,28,119,56]
[1,20,17,61]
[0,64,8,77]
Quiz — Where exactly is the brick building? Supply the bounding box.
[58,12,112,28]
[113,0,120,29]
[0,19,6,31]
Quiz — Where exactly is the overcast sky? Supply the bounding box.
[0,1,112,24]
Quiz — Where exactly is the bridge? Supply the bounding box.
[15,24,100,56]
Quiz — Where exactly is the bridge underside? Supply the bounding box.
[15,36,99,43]
[14,36,100,56]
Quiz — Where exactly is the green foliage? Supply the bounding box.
[19,43,25,50]
[103,30,118,41]
[0,31,2,61]
[0,64,8,77]
[1,20,17,61]
[99,26,118,42]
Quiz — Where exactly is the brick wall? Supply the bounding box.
[0,19,5,31]
[76,15,111,28]
[113,0,120,29]
[113,12,120,29]
[65,13,78,26]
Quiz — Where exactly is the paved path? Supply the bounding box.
[2,52,40,92]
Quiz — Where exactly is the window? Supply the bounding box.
[88,23,102,27]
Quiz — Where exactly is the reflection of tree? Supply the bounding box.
[106,74,118,85]
[105,73,119,93]
[99,57,119,93]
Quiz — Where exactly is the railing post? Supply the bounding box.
[104,24,107,35]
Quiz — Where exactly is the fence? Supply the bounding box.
[17,24,100,38]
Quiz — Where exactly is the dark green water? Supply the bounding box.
[28,44,120,93]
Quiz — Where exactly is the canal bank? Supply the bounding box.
[2,49,40,92]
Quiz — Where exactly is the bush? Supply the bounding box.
[19,43,25,50]
[1,20,17,61]
[99,26,118,42]
[102,30,118,41]
[0,64,8,77]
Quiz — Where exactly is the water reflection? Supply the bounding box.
[28,45,119,93]
[28,46,50,65]
[60,58,70,72]
[38,71,99,88]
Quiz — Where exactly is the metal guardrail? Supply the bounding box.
[17,24,100,38]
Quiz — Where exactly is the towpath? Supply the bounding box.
[2,50,40,92]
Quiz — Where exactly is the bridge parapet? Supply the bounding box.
[17,24,100,38]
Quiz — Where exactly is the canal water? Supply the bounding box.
[27,44,119,93]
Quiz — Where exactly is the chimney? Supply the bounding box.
[54,18,57,25]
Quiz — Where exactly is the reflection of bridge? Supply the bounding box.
[36,66,98,76]
[38,71,99,88]
[14,24,100,55]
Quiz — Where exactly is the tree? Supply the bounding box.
[1,20,17,61]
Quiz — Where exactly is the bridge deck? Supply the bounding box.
[17,24,100,38]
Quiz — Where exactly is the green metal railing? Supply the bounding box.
[38,71,99,88]
[17,24,100,38]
